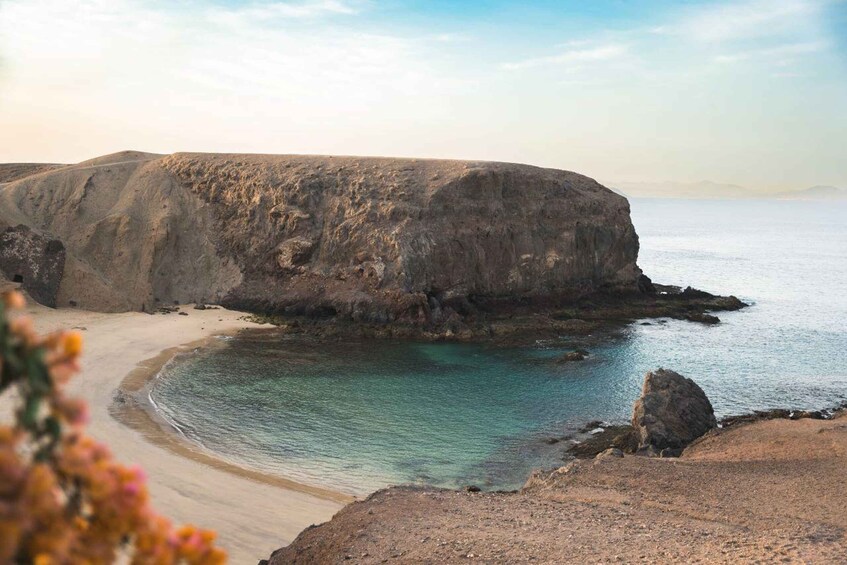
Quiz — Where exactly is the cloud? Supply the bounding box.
[499,0,835,79]
[502,44,628,71]
[430,33,471,43]
[0,0,464,131]
[662,0,827,43]
[674,1,834,72]
[205,0,366,25]
[713,40,828,63]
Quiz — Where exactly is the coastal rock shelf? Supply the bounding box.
[0,151,642,324]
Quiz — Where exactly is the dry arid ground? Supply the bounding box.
[0,163,64,183]
[269,414,847,564]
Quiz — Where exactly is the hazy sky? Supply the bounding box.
[1,0,845,191]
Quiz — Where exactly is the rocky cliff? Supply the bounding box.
[0,151,643,320]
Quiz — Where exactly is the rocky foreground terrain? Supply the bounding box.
[266,371,847,563]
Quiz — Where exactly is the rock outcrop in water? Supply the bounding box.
[0,151,644,321]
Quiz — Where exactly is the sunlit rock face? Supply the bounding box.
[1,151,643,321]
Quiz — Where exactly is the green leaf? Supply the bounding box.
[44,415,61,439]
[21,394,41,431]
[26,354,51,395]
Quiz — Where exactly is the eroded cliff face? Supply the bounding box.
[0,151,643,321]
[162,153,641,323]
[0,151,240,311]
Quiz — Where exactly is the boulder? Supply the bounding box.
[596,447,624,459]
[0,225,65,307]
[684,312,720,324]
[558,349,589,362]
[631,369,716,455]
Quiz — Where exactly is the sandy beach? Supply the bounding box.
[1,302,345,564]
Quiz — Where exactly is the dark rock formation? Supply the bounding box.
[720,406,842,428]
[685,312,720,324]
[0,225,65,307]
[566,424,639,458]
[631,368,716,455]
[637,273,655,293]
[558,349,589,362]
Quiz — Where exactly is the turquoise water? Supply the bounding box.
[150,199,847,495]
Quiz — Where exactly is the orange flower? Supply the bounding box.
[0,301,227,563]
[62,331,84,358]
[33,554,54,565]
[2,290,26,310]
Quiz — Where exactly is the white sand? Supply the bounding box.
[2,303,344,563]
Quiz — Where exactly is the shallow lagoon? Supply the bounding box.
[150,199,847,495]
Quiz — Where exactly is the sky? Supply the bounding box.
[1,0,845,192]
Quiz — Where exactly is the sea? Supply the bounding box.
[148,199,847,496]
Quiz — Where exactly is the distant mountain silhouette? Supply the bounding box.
[774,185,847,200]
[607,180,754,199]
[606,180,847,201]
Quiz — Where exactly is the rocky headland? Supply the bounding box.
[264,370,847,563]
[0,151,745,339]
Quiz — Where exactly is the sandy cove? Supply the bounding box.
[7,300,847,564]
[1,303,346,564]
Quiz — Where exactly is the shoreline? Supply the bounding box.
[110,331,353,504]
[2,302,346,564]
[266,411,847,563]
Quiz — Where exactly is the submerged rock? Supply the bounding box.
[579,420,604,433]
[558,349,589,362]
[685,312,720,324]
[631,368,716,455]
